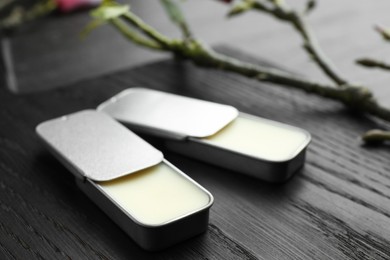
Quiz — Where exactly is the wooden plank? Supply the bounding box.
[1,45,390,259]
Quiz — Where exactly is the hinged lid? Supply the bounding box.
[97,88,239,139]
[36,110,163,181]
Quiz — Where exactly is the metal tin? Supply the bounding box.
[36,110,213,251]
[97,87,238,140]
[98,88,311,182]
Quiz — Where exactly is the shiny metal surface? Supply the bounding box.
[97,88,239,139]
[98,89,311,182]
[166,113,311,182]
[36,110,163,181]
[36,110,213,251]
[166,137,307,183]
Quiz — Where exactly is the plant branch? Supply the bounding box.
[110,18,164,50]
[356,58,390,71]
[90,3,390,143]
[102,7,390,122]
[228,0,348,86]
[121,12,173,49]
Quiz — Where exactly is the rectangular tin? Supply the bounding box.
[98,88,311,183]
[36,110,213,251]
[77,160,212,251]
[166,113,308,182]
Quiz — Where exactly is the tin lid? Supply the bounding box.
[36,110,163,181]
[97,88,239,139]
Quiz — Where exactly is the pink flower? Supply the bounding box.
[55,0,101,13]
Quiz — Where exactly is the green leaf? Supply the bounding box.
[91,4,130,21]
[160,0,192,38]
[160,0,185,26]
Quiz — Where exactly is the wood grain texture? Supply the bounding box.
[0,45,389,259]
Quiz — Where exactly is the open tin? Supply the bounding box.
[98,88,311,182]
[36,110,213,251]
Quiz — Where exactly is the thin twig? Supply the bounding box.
[357,58,390,71]
[108,8,390,124]
[89,3,390,143]
[121,12,173,49]
[110,18,164,50]
[228,0,348,86]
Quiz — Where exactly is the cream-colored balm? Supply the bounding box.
[97,162,211,226]
[202,115,309,161]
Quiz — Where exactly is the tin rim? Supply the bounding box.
[91,159,214,228]
[191,112,312,163]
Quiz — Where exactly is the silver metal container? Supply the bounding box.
[97,88,311,182]
[36,110,213,251]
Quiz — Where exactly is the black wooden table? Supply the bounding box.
[1,1,390,259]
[1,46,390,259]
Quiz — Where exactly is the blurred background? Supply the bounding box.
[2,0,390,105]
